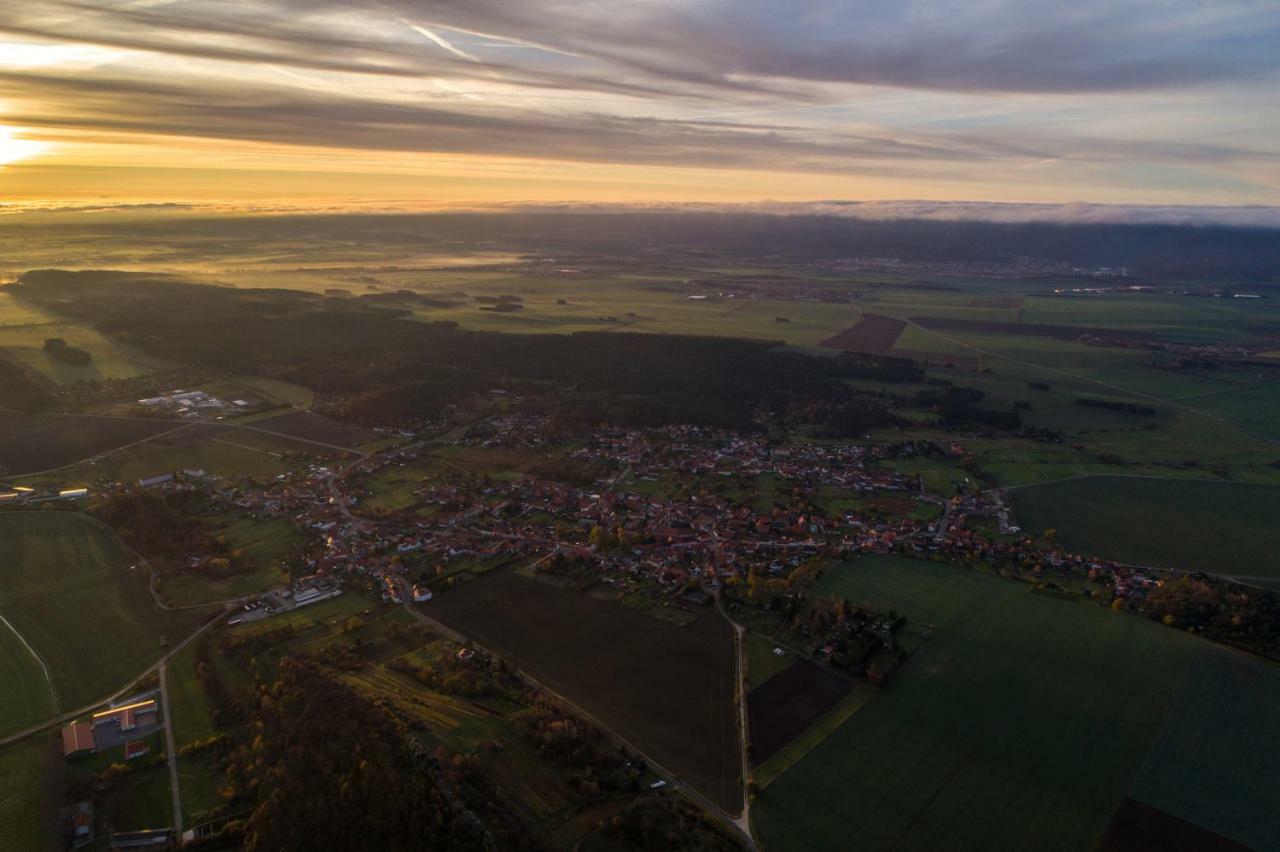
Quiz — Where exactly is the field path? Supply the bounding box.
[0,610,58,714]
[159,663,183,837]
[715,591,755,844]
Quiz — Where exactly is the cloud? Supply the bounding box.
[0,0,1276,204]
[0,68,1270,180]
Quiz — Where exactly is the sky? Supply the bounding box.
[0,0,1277,212]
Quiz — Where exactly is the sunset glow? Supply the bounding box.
[0,3,1274,210]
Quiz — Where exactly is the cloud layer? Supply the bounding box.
[0,0,1277,203]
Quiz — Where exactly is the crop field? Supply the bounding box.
[423,568,741,812]
[0,737,55,852]
[0,412,180,476]
[1121,651,1280,850]
[252,410,384,448]
[909,315,1160,344]
[752,555,1280,852]
[1180,380,1280,442]
[1010,476,1280,578]
[0,513,212,720]
[817,314,903,353]
[747,662,852,765]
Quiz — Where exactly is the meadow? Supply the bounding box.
[1011,476,1280,579]
[0,290,173,383]
[0,737,56,852]
[423,568,742,812]
[0,512,212,721]
[155,514,305,607]
[752,555,1279,852]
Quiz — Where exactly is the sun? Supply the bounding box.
[0,127,46,167]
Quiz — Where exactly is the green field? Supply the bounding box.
[0,611,57,739]
[753,555,1280,852]
[1011,476,1280,579]
[745,634,793,689]
[0,290,174,383]
[0,513,212,728]
[156,515,305,607]
[0,737,55,852]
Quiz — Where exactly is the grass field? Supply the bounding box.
[745,634,793,689]
[752,555,1280,852]
[0,737,55,852]
[1011,476,1280,578]
[0,513,212,726]
[0,611,57,739]
[423,568,742,812]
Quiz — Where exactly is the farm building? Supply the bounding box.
[109,829,172,849]
[136,472,174,488]
[61,721,95,758]
[92,698,158,733]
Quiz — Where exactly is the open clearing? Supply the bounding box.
[0,412,178,476]
[752,555,1280,852]
[0,513,211,727]
[1011,476,1280,578]
[423,568,741,812]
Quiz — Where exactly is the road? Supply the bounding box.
[159,663,183,836]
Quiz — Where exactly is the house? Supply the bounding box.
[62,721,95,758]
[412,585,433,602]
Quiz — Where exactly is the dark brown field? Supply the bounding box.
[909,316,1159,345]
[0,412,178,476]
[422,569,742,811]
[252,410,383,448]
[747,661,852,765]
[818,313,906,353]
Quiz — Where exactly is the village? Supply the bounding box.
[142,410,1164,659]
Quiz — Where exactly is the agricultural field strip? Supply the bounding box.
[0,611,57,712]
[892,315,1280,449]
